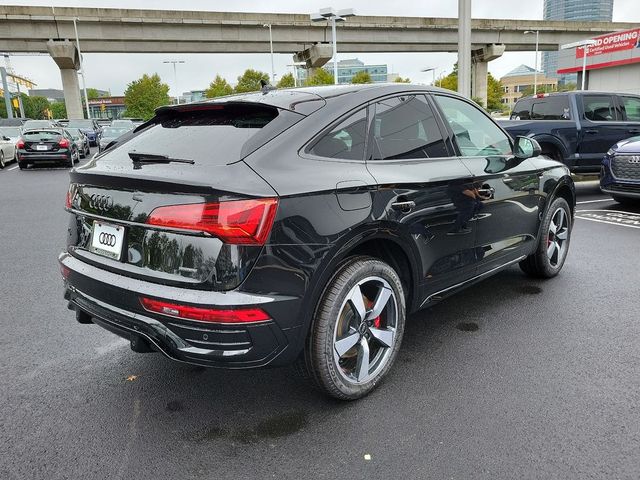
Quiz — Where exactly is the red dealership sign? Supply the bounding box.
[576,28,640,58]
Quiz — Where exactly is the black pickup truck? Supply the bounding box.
[499,91,640,173]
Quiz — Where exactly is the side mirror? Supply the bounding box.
[513,136,542,160]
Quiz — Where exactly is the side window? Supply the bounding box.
[309,108,367,160]
[531,97,571,120]
[583,95,619,122]
[434,95,512,157]
[511,98,532,120]
[621,96,640,121]
[371,95,448,160]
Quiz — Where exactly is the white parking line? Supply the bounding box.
[7,165,18,171]
[576,198,613,205]
[575,209,640,229]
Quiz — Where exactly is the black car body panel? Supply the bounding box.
[61,84,575,369]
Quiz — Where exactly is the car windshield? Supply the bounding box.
[23,130,62,141]
[0,127,21,137]
[23,120,53,130]
[66,120,94,129]
[102,127,130,137]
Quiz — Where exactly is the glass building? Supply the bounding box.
[324,59,389,84]
[542,0,614,84]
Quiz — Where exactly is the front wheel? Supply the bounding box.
[0,151,5,169]
[520,197,572,278]
[297,256,406,400]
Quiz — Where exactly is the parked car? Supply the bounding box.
[65,127,92,159]
[110,119,135,129]
[0,130,18,168]
[22,119,60,130]
[0,118,29,127]
[17,128,79,169]
[499,91,640,174]
[98,126,133,153]
[600,136,640,205]
[65,119,102,146]
[60,84,575,400]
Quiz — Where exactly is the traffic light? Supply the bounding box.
[100,103,106,113]
[11,97,19,109]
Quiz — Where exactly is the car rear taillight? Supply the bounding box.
[140,297,270,324]
[146,198,278,245]
[16,139,24,149]
[59,138,70,148]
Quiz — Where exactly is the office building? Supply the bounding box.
[500,64,558,110]
[542,0,614,84]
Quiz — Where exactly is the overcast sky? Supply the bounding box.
[6,0,640,97]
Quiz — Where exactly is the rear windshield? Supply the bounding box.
[100,103,303,164]
[23,130,62,141]
[67,120,94,129]
[23,120,54,129]
[102,127,131,137]
[530,97,571,120]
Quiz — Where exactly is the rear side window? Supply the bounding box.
[101,103,303,164]
[583,95,619,121]
[309,108,367,160]
[621,96,640,121]
[371,95,448,160]
[511,98,532,120]
[530,97,571,120]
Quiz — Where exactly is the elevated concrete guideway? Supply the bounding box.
[0,5,636,54]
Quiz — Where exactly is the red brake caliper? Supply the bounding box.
[364,296,382,328]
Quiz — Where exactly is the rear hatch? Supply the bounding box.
[22,130,66,153]
[66,102,304,291]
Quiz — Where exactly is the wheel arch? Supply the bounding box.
[533,134,568,161]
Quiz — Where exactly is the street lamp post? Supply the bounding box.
[524,30,539,95]
[421,67,437,86]
[163,60,185,104]
[263,24,276,83]
[560,39,597,90]
[310,7,356,85]
[286,62,306,87]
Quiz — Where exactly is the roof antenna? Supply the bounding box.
[260,79,276,94]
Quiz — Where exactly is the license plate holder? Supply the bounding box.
[90,221,125,260]
[36,145,48,151]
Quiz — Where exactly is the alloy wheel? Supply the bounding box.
[0,151,4,168]
[332,276,398,384]
[547,207,569,267]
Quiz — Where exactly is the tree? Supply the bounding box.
[86,88,103,100]
[439,72,457,92]
[234,69,270,93]
[518,84,555,98]
[394,76,411,83]
[24,96,50,119]
[351,71,372,84]
[50,101,67,119]
[558,82,577,92]
[123,73,170,120]
[486,73,504,111]
[277,72,296,88]
[305,68,334,86]
[205,75,233,98]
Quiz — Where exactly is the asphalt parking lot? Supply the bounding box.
[1,158,638,480]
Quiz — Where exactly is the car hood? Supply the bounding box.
[612,136,640,154]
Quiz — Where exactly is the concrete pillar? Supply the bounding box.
[471,44,505,109]
[457,0,472,98]
[46,40,84,119]
[1,67,13,119]
[293,44,333,69]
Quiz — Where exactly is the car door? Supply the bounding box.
[577,94,631,170]
[432,93,543,276]
[618,95,640,137]
[364,94,481,301]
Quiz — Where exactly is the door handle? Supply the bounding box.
[584,129,599,134]
[391,200,416,213]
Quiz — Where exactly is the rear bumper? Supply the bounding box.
[18,152,70,162]
[59,252,302,369]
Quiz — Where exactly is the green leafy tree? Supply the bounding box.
[305,68,334,86]
[486,73,505,111]
[123,73,170,120]
[24,96,50,119]
[351,71,372,84]
[234,69,270,93]
[394,76,411,83]
[277,72,296,88]
[50,101,67,119]
[205,75,233,98]
[558,82,577,92]
[86,88,103,100]
[518,84,555,98]
[439,72,458,92]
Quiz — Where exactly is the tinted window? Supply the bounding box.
[621,96,640,121]
[101,103,300,165]
[309,108,367,160]
[23,130,62,141]
[434,95,512,157]
[23,120,54,130]
[371,95,448,160]
[583,95,619,121]
[511,98,532,120]
[530,96,571,120]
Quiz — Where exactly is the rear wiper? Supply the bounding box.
[128,151,195,165]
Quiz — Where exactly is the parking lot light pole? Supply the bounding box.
[311,8,356,85]
[263,24,276,83]
[524,30,539,95]
[163,60,185,104]
[421,67,437,86]
[560,39,597,90]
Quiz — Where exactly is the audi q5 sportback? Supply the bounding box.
[60,84,575,400]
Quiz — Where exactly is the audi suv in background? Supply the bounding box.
[18,128,79,169]
[60,84,575,400]
[600,136,640,204]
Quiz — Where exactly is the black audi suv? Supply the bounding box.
[60,84,575,400]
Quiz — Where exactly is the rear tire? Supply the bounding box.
[296,256,406,400]
[0,151,5,169]
[520,197,572,278]
[18,162,27,170]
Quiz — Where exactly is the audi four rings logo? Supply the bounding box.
[629,156,640,164]
[98,232,117,247]
[89,194,114,211]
